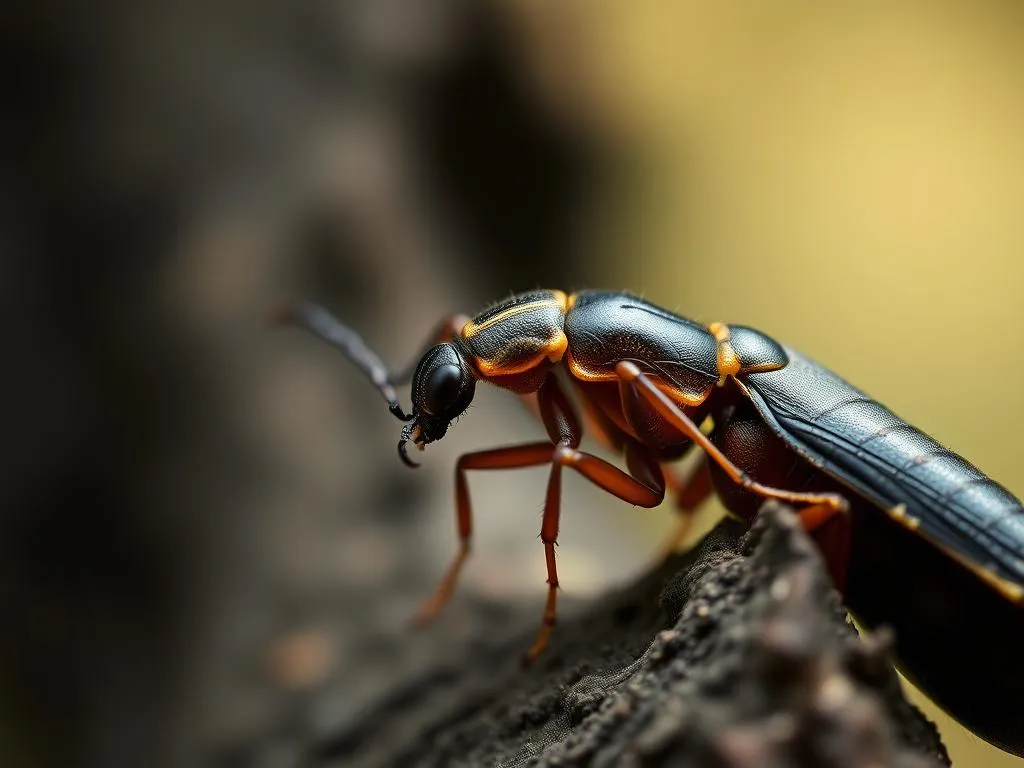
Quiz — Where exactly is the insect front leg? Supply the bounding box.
[416,371,667,661]
[412,441,554,625]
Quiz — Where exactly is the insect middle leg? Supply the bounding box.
[564,379,710,557]
[526,373,665,661]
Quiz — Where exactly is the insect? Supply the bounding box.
[276,289,1024,756]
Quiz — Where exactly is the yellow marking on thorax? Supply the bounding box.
[709,322,741,385]
[565,350,710,407]
[462,292,568,379]
[473,332,568,378]
[461,292,568,340]
[546,330,568,363]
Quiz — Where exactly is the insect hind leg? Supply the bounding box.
[617,361,852,588]
[705,397,852,592]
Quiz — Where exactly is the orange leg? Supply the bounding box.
[572,378,709,557]
[525,440,665,663]
[415,371,668,662]
[520,378,627,455]
[412,441,553,625]
[798,501,852,593]
[615,361,849,515]
[616,360,853,587]
[529,373,665,661]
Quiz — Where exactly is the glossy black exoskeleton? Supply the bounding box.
[278,289,1024,755]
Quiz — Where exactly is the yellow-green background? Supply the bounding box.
[504,1,1024,764]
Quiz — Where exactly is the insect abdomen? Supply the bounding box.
[742,350,1024,586]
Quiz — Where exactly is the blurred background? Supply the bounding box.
[2,1,1022,766]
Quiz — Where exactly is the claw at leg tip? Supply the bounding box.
[398,439,420,468]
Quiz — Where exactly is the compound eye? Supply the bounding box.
[422,363,463,417]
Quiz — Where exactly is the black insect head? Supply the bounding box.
[398,344,477,467]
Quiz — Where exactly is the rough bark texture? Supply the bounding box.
[0,4,597,765]
[227,504,950,767]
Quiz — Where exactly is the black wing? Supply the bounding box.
[739,348,1024,586]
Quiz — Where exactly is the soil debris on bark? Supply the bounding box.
[231,503,949,768]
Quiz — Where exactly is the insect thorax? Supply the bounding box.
[456,290,569,392]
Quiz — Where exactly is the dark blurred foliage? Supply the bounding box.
[0,2,602,766]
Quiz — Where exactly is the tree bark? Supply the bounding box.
[230,503,950,767]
